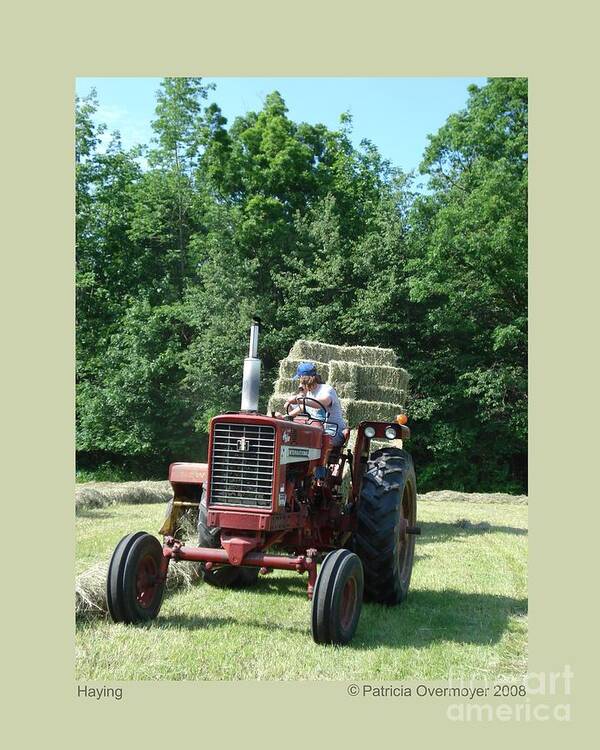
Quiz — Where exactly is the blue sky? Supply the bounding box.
[76,77,487,178]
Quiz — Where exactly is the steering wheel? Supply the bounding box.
[286,396,330,422]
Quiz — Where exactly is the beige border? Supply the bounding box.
[4,0,598,743]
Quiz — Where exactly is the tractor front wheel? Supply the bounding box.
[311,549,364,645]
[107,532,165,624]
[354,448,417,605]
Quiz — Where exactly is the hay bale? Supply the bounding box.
[268,339,409,429]
[342,399,404,426]
[355,364,409,392]
[329,360,360,382]
[278,357,407,393]
[275,376,297,394]
[267,394,292,415]
[289,339,397,367]
[278,358,330,380]
[331,381,358,400]
[75,555,200,619]
[75,480,171,513]
[359,385,407,402]
[273,353,407,408]
[328,361,359,399]
[273,361,359,400]
[267,395,405,428]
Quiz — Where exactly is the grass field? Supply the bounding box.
[75,499,527,681]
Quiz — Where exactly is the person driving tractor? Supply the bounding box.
[278,361,349,447]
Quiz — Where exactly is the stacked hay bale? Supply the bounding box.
[267,339,409,452]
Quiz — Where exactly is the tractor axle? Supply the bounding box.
[162,542,319,598]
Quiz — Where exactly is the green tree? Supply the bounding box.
[128,77,214,297]
[406,78,528,490]
[186,95,409,421]
[76,79,528,493]
[77,300,198,462]
[76,80,212,467]
[76,92,142,392]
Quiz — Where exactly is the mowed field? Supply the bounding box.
[75,498,527,681]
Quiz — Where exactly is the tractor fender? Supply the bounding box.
[168,462,208,488]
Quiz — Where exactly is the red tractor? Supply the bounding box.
[107,319,420,645]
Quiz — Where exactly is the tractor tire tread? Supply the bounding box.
[106,531,146,623]
[354,447,417,605]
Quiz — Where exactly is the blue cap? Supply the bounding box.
[292,361,318,380]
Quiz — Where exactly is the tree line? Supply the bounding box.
[76,77,527,492]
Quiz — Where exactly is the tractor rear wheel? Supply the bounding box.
[354,448,417,605]
[107,532,165,624]
[197,498,260,588]
[311,549,364,645]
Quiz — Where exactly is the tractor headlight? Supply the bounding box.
[364,426,376,438]
[385,426,397,440]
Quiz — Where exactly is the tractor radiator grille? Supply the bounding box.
[209,423,275,508]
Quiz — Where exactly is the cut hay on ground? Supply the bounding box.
[419,490,528,505]
[75,557,200,618]
[76,480,171,513]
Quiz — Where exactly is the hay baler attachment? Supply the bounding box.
[158,462,207,536]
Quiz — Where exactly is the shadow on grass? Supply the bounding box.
[414,552,432,562]
[352,589,527,650]
[248,575,308,596]
[418,520,527,544]
[144,613,241,631]
[155,588,527,648]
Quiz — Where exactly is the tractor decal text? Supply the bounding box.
[280,446,321,464]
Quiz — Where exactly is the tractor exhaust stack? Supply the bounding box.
[240,317,261,412]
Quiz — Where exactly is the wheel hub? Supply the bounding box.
[339,577,357,630]
[136,554,159,608]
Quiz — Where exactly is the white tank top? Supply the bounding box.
[305,383,348,432]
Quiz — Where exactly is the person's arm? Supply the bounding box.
[317,385,333,409]
[275,405,303,418]
[274,387,304,418]
[294,386,333,411]
[284,384,306,411]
